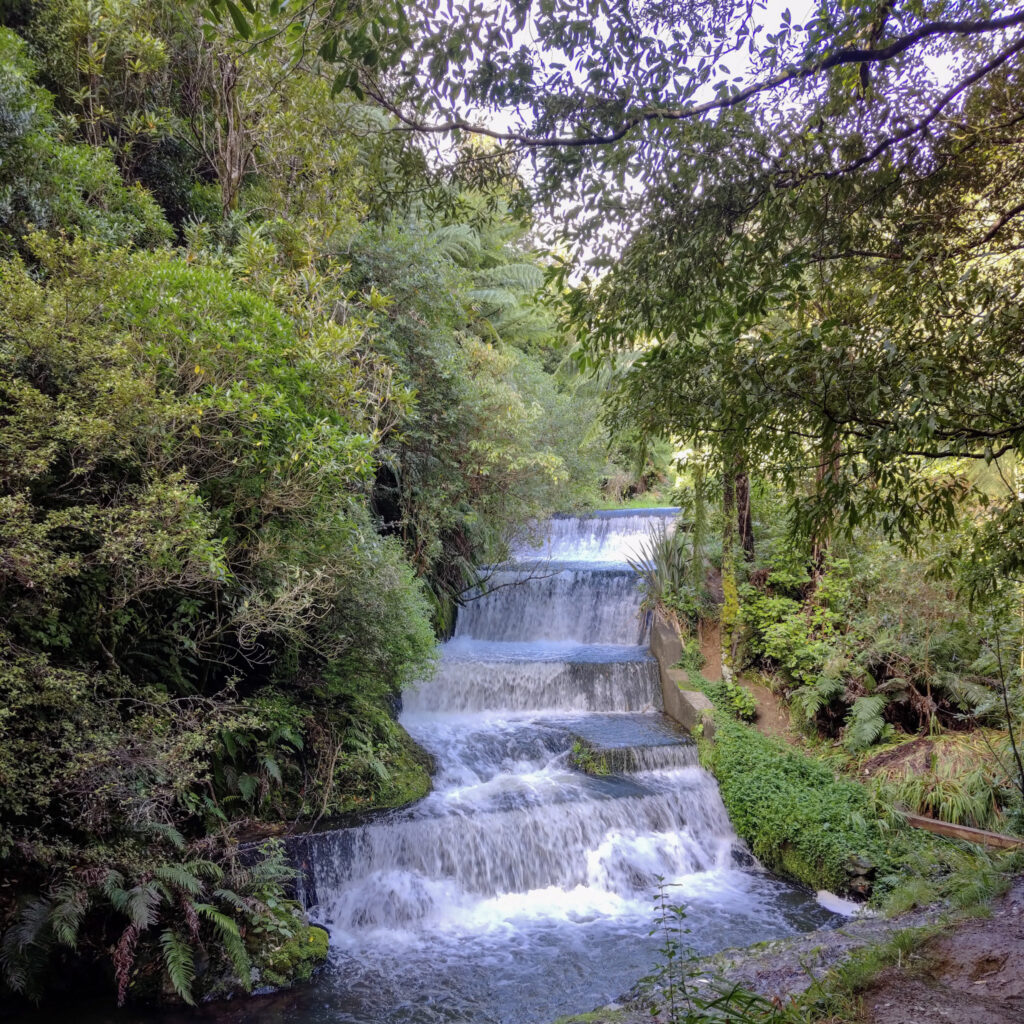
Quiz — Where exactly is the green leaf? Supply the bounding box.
[223,0,252,39]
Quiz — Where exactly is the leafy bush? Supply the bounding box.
[699,704,892,893]
[0,236,435,1002]
[0,12,606,1008]
[0,29,171,253]
[722,680,757,722]
[738,548,999,749]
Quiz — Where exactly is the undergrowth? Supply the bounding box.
[698,693,1023,909]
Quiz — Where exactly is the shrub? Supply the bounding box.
[699,705,892,893]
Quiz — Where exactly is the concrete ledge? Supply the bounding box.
[649,612,682,677]
[650,611,716,740]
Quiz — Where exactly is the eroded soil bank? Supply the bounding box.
[861,877,1024,1024]
[559,875,1024,1024]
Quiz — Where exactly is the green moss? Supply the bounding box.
[250,908,329,990]
[258,923,328,988]
[568,739,611,776]
[551,1009,630,1024]
[326,724,433,816]
[372,729,434,809]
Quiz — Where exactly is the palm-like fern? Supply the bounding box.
[0,846,296,1005]
[626,518,713,628]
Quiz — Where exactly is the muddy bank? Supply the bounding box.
[862,877,1024,1024]
[556,904,938,1024]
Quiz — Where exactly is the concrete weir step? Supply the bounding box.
[570,740,700,774]
[565,712,700,775]
[648,610,717,739]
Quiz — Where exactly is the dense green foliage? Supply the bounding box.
[699,699,1021,913]
[700,707,888,894]
[5,0,1024,1011]
[739,548,1000,745]
[0,1,605,1007]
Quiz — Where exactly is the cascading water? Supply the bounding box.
[294,510,835,1024]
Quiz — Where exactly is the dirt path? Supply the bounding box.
[861,878,1024,1024]
[745,680,792,741]
[697,620,793,742]
[698,620,722,681]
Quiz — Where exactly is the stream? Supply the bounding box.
[61,509,837,1024]
[285,509,835,1023]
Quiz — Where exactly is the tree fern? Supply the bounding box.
[431,224,481,264]
[474,262,544,293]
[468,286,519,314]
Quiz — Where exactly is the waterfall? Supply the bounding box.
[511,508,679,564]
[452,567,648,645]
[299,510,835,1024]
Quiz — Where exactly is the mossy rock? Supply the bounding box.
[192,902,329,1002]
[568,738,610,776]
[324,724,434,816]
[253,919,329,990]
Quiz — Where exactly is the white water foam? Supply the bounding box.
[299,509,836,1024]
[511,510,679,565]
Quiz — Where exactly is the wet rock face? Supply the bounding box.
[846,854,876,896]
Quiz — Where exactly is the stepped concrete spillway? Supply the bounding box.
[296,510,836,1024]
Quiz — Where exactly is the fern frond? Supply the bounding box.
[136,821,185,850]
[0,898,53,995]
[793,675,844,718]
[6,897,52,951]
[468,286,518,313]
[212,888,246,910]
[188,859,224,882]
[431,224,481,264]
[125,881,163,929]
[194,905,251,989]
[844,694,888,751]
[475,262,544,293]
[48,884,89,947]
[153,864,203,896]
[260,754,283,784]
[101,869,126,900]
[159,930,196,1005]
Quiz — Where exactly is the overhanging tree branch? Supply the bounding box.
[363,11,1024,149]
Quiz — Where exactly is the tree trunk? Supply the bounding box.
[735,469,754,562]
[810,435,840,584]
[721,468,738,681]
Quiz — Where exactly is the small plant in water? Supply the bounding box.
[569,739,610,776]
[641,881,798,1023]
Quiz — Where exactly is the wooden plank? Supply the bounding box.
[903,812,1024,850]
